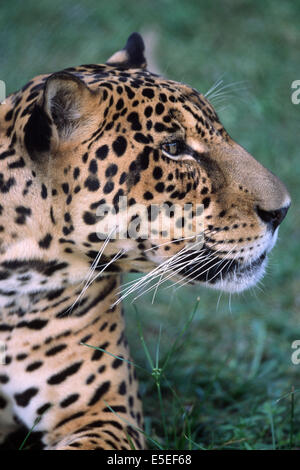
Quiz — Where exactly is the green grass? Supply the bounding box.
[125,292,300,449]
[1,0,299,450]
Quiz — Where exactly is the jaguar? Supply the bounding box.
[0,33,290,449]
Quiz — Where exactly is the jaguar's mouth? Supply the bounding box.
[178,247,267,293]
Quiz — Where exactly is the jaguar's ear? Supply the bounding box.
[44,72,96,139]
[106,32,147,69]
[24,72,96,159]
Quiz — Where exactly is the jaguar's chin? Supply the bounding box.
[207,252,268,293]
[179,247,268,294]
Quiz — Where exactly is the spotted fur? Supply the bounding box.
[0,33,290,450]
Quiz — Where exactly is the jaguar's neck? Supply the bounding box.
[0,274,121,325]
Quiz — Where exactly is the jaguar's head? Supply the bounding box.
[0,33,290,299]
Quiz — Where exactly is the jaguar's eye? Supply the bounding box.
[161,140,185,158]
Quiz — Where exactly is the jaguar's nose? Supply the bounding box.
[255,204,290,232]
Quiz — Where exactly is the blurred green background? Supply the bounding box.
[1,0,299,449]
